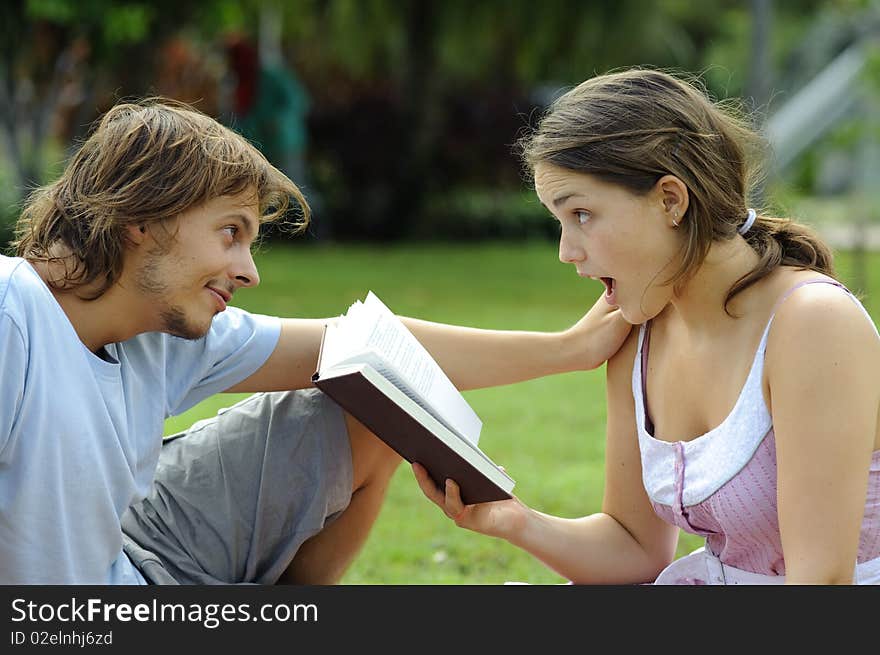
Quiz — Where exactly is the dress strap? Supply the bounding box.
[768,278,847,317]
[640,320,655,436]
[764,278,877,339]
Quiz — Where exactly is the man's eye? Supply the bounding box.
[224,226,239,237]
[575,211,591,225]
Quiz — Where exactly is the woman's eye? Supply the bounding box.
[224,226,238,238]
[575,211,590,225]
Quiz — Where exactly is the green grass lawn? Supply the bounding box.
[163,241,880,584]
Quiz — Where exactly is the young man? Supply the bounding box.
[0,99,630,584]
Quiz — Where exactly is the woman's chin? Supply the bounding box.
[618,305,653,326]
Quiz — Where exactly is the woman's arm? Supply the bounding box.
[401,294,631,391]
[413,327,677,584]
[766,285,880,584]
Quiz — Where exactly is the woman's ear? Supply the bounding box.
[126,223,148,245]
[656,175,689,227]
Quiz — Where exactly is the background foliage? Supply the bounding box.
[3,0,877,246]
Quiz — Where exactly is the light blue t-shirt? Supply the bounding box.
[0,255,281,584]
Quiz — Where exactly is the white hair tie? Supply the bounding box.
[738,208,757,235]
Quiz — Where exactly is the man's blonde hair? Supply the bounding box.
[14,98,309,299]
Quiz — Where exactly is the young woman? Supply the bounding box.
[414,68,880,585]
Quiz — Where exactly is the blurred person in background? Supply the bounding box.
[224,33,315,220]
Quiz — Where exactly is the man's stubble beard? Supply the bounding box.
[136,250,211,341]
[161,305,206,341]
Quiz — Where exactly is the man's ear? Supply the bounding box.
[655,175,689,226]
[126,223,148,246]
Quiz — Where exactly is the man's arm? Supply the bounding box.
[225,318,327,393]
[226,294,631,393]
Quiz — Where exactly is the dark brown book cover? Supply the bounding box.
[312,368,513,505]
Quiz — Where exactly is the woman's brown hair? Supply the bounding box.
[13,98,308,299]
[518,68,835,312]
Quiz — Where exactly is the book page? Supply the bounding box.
[321,292,483,446]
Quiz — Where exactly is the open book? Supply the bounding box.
[311,292,514,504]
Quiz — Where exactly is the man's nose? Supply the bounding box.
[233,250,261,288]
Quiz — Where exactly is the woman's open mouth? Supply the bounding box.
[599,277,617,305]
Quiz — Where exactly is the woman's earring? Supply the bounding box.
[672,211,679,228]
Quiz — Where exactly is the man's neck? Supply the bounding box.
[31,259,148,353]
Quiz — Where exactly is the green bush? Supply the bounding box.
[411,188,557,241]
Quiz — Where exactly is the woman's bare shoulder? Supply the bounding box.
[766,269,879,371]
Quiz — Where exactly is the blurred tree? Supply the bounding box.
[2,0,869,244]
[3,0,148,197]
[0,0,232,203]
[282,0,764,240]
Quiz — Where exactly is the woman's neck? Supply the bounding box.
[663,237,762,338]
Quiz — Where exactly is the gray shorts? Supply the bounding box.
[121,389,353,584]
